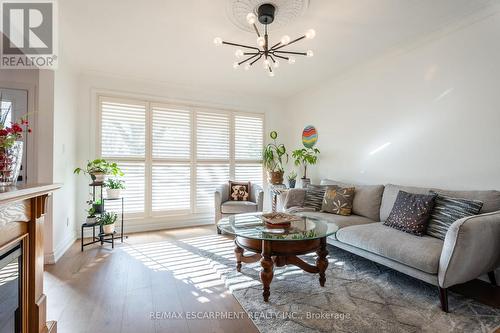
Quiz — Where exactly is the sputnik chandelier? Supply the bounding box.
[213,3,315,77]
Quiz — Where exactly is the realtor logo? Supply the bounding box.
[1,0,57,68]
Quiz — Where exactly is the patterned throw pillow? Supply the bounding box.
[384,190,437,236]
[321,186,355,216]
[303,185,327,211]
[426,193,483,240]
[229,181,250,201]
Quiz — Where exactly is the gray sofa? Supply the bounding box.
[278,179,500,312]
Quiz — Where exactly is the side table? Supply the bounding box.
[269,184,288,212]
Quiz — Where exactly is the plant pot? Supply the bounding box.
[267,171,284,185]
[102,223,115,234]
[0,141,23,186]
[288,179,296,189]
[86,216,97,225]
[106,188,122,199]
[93,203,104,214]
[91,172,106,183]
[300,178,311,188]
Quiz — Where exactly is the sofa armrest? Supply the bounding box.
[252,184,264,212]
[214,184,228,223]
[438,210,500,288]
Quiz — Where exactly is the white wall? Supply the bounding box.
[75,72,285,233]
[283,11,500,191]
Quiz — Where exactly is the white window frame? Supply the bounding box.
[96,94,265,220]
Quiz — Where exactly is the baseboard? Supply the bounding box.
[44,232,77,264]
[79,214,214,239]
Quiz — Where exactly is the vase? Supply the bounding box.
[0,141,23,186]
[267,171,284,185]
[106,188,122,199]
[288,179,296,188]
[102,223,115,234]
[300,178,311,188]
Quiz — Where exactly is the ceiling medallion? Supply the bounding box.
[214,3,315,77]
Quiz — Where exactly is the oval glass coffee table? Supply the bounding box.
[217,212,338,302]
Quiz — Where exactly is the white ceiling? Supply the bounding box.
[59,0,494,98]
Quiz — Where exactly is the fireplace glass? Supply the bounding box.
[0,244,22,333]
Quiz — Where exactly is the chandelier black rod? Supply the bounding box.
[252,24,261,37]
[273,50,307,56]
[273,54,289,60]
[250,54,263,66]
[238,53,260,65]
[222,41,260,51]
[271,35,306,51]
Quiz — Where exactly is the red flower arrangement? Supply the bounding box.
[0,117,31,149]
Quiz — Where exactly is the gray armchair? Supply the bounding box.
[214,183,264,234]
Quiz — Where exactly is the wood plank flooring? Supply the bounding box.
[44,226,259,333]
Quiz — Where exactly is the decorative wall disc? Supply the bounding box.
[226,0,310,32]
[302,125,317,148]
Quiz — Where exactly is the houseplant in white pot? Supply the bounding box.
[74,159,124,183]
[105,178,125,199]
[99,211,117,234]
[292,147,320,188]
[85,201,97,224]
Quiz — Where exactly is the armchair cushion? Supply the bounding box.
[228,181,250,201]
[221,201,258,214]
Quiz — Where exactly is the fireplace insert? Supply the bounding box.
[0,243,22,333]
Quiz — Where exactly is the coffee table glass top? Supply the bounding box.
[217,213,338,241]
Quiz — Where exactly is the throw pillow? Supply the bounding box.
[229,181,250,201]
[303,185,328,211]
[426,192,483,240]
[384,190,437,236]
[321,186,355,216]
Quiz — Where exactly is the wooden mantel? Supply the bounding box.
[0,183,60,333]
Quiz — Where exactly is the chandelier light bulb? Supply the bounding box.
[235,49,244,58]
[257,36,266,47]
[280,35,291,45]
[244,63,251,71]
[288,56,296,64]
[246,13,257,25]
[233,62,240,69]
[305,29,316,39]
[273,60,280,68]
[268,71,275,77]
[263,59,271,67]
[306,50,314,57]
[213,37,223,46]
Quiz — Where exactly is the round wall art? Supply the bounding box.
[302,125,318,148]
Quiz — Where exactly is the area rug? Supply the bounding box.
[128,235,500,333]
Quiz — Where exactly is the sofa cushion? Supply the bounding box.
[321,186,355,215]
[384,191,437,236]
[336,223,444,274]
[283,188,306,208]
[221,201,258,214]
[293,211,375,239]
[430,188,500,214]
[321,179,384,221]
[380,184,431,221]
[303,185,328,211]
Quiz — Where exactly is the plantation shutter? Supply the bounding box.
[196,164,230,210]
[100,99,146,158]
[104,162,145,214]
[234,114,263,186]
[152,105,191,159]
[152,164,191,212]
[196,112,230,160]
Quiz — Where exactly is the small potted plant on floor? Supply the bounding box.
[99,211,118,234]
[287,170,297,189]
[263,131,288,185]
[292,147,320,188]
[104,178,125,199]
[74,159,124,183]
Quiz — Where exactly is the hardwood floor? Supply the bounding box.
[44,226,259,333]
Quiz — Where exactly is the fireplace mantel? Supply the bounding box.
[0,183,60,333]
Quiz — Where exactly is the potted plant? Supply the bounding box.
[292,147,320,186]
[91,199,104,214]
[0,98,31,186]
[99,211,117,234]
[104,178,125,199]
[262,131,288,185]
[85,204,97,225]
[287,170,297,189]
[74,159,124,183]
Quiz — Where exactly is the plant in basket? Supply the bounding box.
[0,102,31,186]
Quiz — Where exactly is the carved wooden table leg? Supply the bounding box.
[316,237,329,287]
[260,240,274,302]
[234,240,244,272]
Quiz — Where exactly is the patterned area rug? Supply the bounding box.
[126,235,500,333]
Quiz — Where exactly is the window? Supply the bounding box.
[98,96,264,218]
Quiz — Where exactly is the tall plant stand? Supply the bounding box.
[81,182,125,251]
